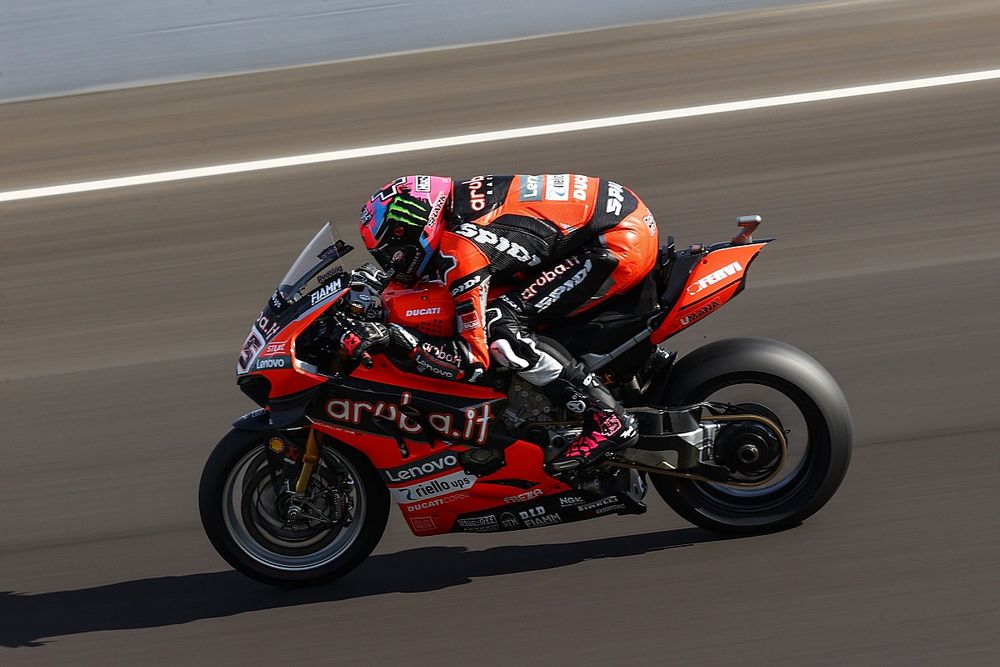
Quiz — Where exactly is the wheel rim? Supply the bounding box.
[221,444,367,571]
[690,380,824,510]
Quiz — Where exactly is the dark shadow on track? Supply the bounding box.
[1,527,726,648]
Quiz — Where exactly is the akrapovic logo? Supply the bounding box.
[405,307,442,317]
[687,261,744,296]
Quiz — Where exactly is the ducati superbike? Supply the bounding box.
[199,215,852,586]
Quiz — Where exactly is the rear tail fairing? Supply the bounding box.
[650,240,770,344]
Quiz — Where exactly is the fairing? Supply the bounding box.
[651,242,768,343]
[232,221,773,537]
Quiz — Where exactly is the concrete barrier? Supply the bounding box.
[0,0,808,102]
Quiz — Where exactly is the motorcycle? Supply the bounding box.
[199,215,851,586]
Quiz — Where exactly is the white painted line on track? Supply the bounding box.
[3,67,1000,203]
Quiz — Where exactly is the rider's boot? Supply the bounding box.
[547,372,638,472]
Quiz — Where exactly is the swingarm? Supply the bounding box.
[608,404,788,487]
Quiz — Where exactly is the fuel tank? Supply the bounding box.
[383,281,456,337]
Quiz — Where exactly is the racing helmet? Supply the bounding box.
[359,175,453,285]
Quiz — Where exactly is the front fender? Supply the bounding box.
[232,408,272,431]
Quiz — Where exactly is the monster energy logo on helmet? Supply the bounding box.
[386,194,433,228]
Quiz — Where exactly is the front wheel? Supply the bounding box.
[199,428,389,587]
[649,338,852,534]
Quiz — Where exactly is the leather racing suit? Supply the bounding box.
[385,174,658,468]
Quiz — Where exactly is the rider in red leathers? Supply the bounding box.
[348,174,659,470]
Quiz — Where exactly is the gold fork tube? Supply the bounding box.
[294,428,322,494]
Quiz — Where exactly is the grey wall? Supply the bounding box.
[0,0,811,102]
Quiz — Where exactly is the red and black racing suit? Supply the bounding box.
[394,174,659,405]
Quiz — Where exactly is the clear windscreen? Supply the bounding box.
[276,223,350,304]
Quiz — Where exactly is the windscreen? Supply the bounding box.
[276,223,350,305]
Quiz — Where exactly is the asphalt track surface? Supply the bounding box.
[1,0,999,663]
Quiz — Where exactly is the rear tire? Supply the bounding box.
[649,338,851,534]
[199,428,389,587]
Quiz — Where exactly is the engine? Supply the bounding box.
[500,376,582,449]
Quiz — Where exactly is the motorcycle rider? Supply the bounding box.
[344,174,659,470]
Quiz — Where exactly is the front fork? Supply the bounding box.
[263,426,324,521]
[294,428,322,493]
[287,428,322,520]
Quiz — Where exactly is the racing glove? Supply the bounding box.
[339,320,390,364]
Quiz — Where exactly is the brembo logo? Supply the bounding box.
[687,261,744,296]
[405,307,442,317]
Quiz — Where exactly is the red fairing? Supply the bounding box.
[383,281,455,337]
[651,243,767,343]
[313,421,571,536]
[245,290,346,398]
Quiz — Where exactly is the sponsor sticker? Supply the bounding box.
[643,213,657,234]
[382,450,461,484]
[535,259,593,311]
[577,496,621,512]
[254,355,290,371]
[403,492,470,512]
[503,488,544,504]
[519,175,543,202]
[545,174,569,201]
[405,307,442,317]
[389,470,477,504]
[467,175,494,211]
[456,515,499,533]
[687,261,744,296]
[310,279,344,306]
[261,341,287,357]
[325,393,494,445]
[238,330,264,372]
[523,513,562,528]
[679,299,722,326]
[415,175,432,192]
[606,181,625,215]
[453,222,542,267]
[409,516,437,533]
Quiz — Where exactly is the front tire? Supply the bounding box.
[199,428,389,587]
[649,338,851,534]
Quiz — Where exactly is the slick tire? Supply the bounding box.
[199,428,389,587]
[649,337,852,535]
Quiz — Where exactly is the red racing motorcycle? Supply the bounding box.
[199,216,851,586]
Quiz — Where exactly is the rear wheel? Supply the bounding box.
[199,428,389,587]
[649,338,851,534]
